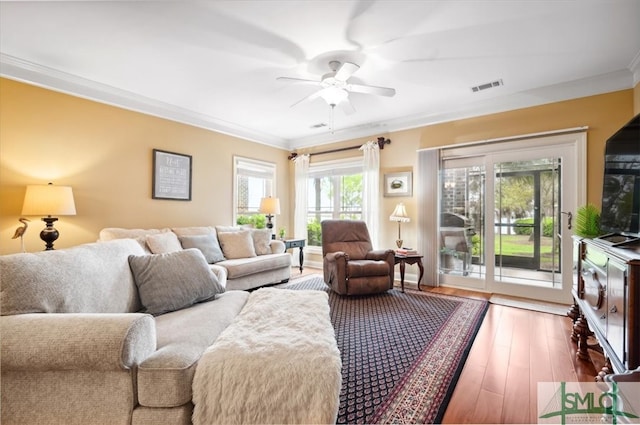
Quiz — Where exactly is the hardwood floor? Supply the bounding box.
[430,287,604,424]
[292,268,604,424]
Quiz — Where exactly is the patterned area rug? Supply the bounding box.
[282,275,488,424]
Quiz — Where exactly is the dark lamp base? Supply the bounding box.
[266,214,275,239]
[40,216,60,250]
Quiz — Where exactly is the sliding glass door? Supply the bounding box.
[438,133,584,304]
[439,158,486,287]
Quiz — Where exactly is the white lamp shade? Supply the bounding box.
[389,202,410,222]
[259,197,280,215]
[22,184,76,216]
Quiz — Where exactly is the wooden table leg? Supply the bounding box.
[416,258,424,291]
[399,260,406,293]
[298,247,304,273]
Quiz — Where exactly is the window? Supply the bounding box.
[307,158,363,246]
[233,156,276,227]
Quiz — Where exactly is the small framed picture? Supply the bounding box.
[384,171,412,197]
[152,149,192,201]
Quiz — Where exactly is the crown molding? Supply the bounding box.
[0,54,289,149]
[2,53,635,152]
[629,49,640,87]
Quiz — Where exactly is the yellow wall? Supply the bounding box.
[0,78,290,254]
[1,77,636,256]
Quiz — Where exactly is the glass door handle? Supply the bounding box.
[561,211,572,229]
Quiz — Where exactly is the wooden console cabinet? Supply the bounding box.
[570,236,640,378]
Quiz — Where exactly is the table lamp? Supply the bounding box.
[259,197,280,239]
[22,182,76,250]
[389,202,410,249]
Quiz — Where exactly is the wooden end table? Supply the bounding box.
[394,253,424,292]
[283,238,305,273]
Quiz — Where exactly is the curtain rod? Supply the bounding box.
[288,137,391,160]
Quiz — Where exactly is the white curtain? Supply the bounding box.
[293,154,310,264]
[417,148,440,287]
[360,140,380,247]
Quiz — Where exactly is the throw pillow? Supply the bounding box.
[251,228,272,255]
[217,230,256,259]
[179,234,225,263]
[145,232,183,254]
[128,249,225,315]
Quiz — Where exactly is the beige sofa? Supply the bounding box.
[98,226,292,290]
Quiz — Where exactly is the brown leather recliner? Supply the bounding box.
[321,220,395,295]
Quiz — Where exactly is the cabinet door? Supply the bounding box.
[607,259,627,369]
[582,264,607,334]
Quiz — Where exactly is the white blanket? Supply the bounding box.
[192,288,342,425]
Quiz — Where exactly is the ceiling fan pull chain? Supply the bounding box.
[330,104,335,134]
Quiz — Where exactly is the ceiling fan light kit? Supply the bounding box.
[318,87,349,106]
[278,60,396,109]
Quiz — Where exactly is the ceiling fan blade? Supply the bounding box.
[346,83,396,97]
[334,62,360,81]
[277,76,322,86]
[339,98,356,115]
[290,89,322,108]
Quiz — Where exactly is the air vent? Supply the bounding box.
[471,79,503,93]
[310,122,328,129]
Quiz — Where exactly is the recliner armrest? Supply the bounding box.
[1,313,156,372]
[325,251,350,263]
[366,249,395,262]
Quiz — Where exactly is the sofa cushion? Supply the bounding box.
[0,239,145,315]
[145,232,183,254]
[217,230,256,259]
[128,249,225,316]
[217,253,291,279]
[251,228,273,255]
[137,290,250,408]
[179,234,225,264]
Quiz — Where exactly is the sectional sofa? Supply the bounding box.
[0,229,340,424]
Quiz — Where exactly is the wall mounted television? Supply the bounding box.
[598,113,640,245]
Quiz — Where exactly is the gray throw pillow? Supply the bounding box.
[251,228,272,255]
[179,234,225,263]
[128,249,225,315]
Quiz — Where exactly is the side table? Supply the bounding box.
[394,253,424,292]
[283,238,305,273]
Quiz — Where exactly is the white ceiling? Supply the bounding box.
[1,1,639,151]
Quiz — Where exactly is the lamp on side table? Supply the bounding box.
[22,182,76,250]
[389,202,410,249]
[259,197,280,239]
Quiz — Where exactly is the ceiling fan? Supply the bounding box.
[277,60,396,114]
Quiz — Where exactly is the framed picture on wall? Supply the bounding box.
[384,171,412,197]
[152,149,192,201]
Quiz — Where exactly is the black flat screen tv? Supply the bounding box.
[599,113,640,238]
